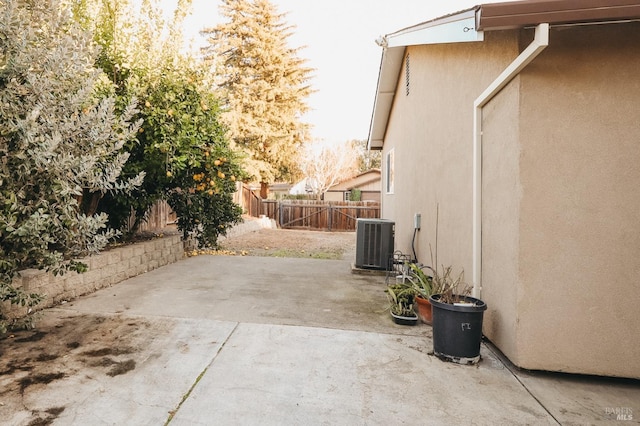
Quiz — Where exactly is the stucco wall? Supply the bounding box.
[512,23,640,378]
[481,76,522,363]
[381,31,519,275]
[381,22,640,379]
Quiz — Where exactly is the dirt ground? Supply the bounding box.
[217,228,356,260]
[0,313,156,425]
[0,228,357,425]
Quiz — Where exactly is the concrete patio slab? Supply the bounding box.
[170,323,553,426]
[1,312,236,426]
[512,368,640,424]
[62,255,422,336]
[2,250,638,425]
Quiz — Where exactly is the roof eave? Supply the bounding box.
[478,0,640,30]
[367,0,640,151]
[367,8,483,150]
[367,47,405,150]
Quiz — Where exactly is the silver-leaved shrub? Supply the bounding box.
[0,0,143,332]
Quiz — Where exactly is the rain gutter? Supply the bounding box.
[472,23,549,299]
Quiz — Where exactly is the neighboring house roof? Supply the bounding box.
[327,169,381,192]
[367,0,640,149]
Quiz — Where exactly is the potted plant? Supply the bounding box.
[385,282,418,326]
[406,262,435,324]
[428,266,487,365]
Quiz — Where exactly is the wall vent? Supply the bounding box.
[405,54,410,96]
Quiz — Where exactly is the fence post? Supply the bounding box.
[328,204,332,231]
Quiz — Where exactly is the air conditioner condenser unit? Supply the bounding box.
[355,219,395,270]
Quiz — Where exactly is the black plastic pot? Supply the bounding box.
[429,294,487,365]
[390,311,419,326]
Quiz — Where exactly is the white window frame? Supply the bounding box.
[386,149,395,194]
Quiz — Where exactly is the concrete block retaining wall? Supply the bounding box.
[2,234,184,320]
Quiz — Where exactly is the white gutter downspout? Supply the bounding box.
[472,23,549,299]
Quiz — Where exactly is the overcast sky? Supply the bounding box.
[161,0,494,144]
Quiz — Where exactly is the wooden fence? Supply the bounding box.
[236,183,263,218]
[272,200,380,231]
[133,185,380,233]
[262,200,279,220]
[129,200,176,233]
[234,183,380,231]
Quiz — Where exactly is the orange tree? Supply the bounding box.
[83,0,244,247]
[144,69,243,247]
[99,65,244,247]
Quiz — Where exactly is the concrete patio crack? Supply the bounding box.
[164,322,240,425]
[484,342,562,425]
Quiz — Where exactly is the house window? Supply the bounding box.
[405,54,410,96]
[386,149,395,194]
[344,191,351,201]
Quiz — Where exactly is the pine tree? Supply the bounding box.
[202,0,314,189]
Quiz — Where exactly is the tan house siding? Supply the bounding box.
[480,66,522,364]
[325,189,380,202]
[512,23,640,376]
[325,170,381,202]
[380,22,640,378]
[382,31,519,273]
[324,191,380,202]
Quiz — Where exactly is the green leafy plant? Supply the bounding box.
[404,260,471,304]
[79,0,245,245]
[386,283,417,317]
[406,262,434,299]
[0,0,142,332]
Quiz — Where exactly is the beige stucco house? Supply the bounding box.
[368,0,640,379]
[324,169,381,202]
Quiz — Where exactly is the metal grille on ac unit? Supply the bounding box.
[355,219,395,270]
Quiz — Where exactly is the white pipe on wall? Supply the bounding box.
[472,23,550,299]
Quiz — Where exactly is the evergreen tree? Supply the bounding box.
[202,0,314,189]
[0,0,142,330]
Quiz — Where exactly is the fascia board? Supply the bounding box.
[368,46,404,149]
[386,15,484,48]
[368,10,484,150]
